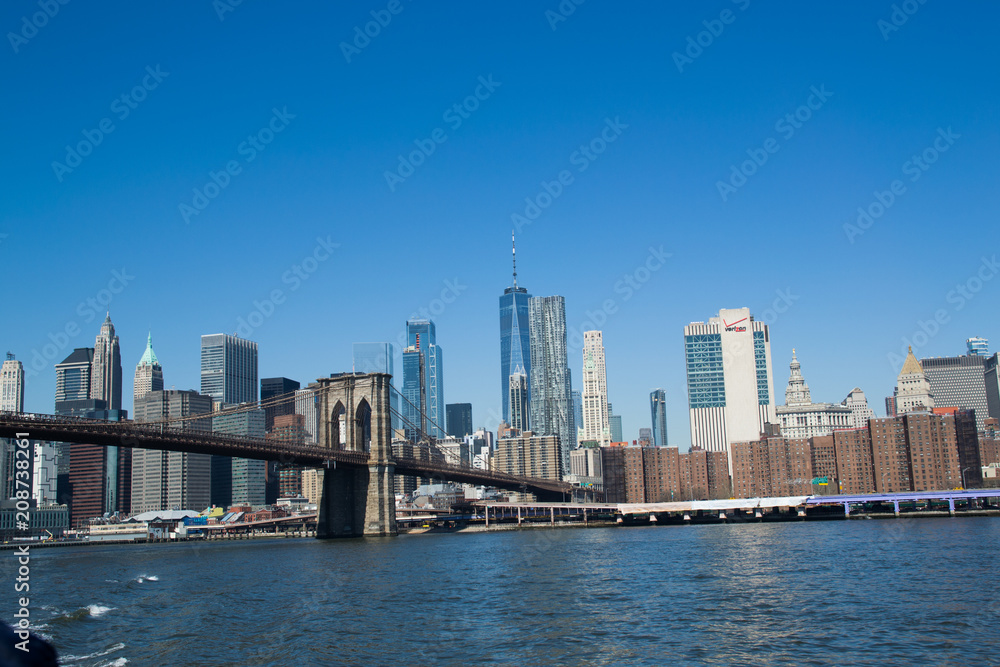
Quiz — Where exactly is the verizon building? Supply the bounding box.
[684,307,776,471]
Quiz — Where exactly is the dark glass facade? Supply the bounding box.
[684,334,725,409]
[650,389,668,447]
[446,403,473,439]
[261,376,300,432]
[499,287,531,425]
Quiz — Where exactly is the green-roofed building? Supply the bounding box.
[134,332,164,403]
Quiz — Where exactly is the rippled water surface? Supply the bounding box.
[3,518,1000,666]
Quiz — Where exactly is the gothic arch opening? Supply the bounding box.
[331,401,346,449]
[355,399,372,453]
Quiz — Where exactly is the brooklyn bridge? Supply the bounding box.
[0,372,572,538]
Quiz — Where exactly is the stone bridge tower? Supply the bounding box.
[315,372,397,537]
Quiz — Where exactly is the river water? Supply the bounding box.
[3,518,999,666]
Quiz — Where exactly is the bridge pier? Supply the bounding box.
[315,373,398,538]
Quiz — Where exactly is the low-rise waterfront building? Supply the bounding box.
[0,500,68,541]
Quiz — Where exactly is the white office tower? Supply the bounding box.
[295,387,319,444]
[1,353,25,412]
[684,307,776,470]
[842,388,877,429]
[893,347,934,415]
[32,442,58,504]
[581,331,611,447]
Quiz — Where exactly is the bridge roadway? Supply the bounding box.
[0,413,571,499]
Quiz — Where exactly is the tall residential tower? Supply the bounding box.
[528,295,574,474]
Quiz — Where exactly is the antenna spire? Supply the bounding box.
[512,230,517,288]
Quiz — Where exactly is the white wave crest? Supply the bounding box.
[87,604,115,618]
[62,642,126,662]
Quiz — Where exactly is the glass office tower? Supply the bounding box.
[650,388,668,447]
[403,320,444,439]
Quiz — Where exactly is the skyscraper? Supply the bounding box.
[55,348,95,407]
[260,377,299,503]
[842,388,877,428]
[581,331,611,447]
[261,377,300,432]
[90,313,123,411]
[446,403,473,439]
[401,344,426,441]
[684,307,776,471]
[500,233,532,427]
[54,343,130,525]
[295,387,319,444]
[0,355,25,504]
[609,411,623,443]
[920,353,989,430]
[32,442,58,505]
[354,342,394,375]
[528,295,574,474]
[987,354,1000,421]
[269,413,306,497]
[132,389,213,514]
[201,333,258,508]
[131,333,165,514]
[353,342,400,432]
[650,389,668,447]
[571,389,582,443]
[402,320,445,439]
[967,337,989,357]
[509,372,529,432]
[891,347,934,416]
[200,334,258,405]
[1,353,25,412]
[53,347,95,512]
[133,333,163,403]
[214,410,267,506]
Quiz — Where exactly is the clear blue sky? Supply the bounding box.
[3,1,998,447]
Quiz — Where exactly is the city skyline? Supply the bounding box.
[3,3,999,449]
[5,5,1000,664]
[7,291,998,451]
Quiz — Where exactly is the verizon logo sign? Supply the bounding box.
[723,317,747,332]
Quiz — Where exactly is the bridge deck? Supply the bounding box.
[0,413,571,497]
